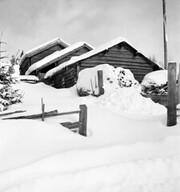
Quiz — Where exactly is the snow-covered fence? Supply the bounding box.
[167,62,179,126]
[60,105,87,136]
[3,104,87,136]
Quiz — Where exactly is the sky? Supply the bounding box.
[0,0,179,66]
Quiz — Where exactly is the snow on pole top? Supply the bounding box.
[25,42,94,75]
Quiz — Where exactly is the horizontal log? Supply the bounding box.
[61,121,80,129]
[0,110,26,117]
[81,59,151,68]
[3,110,58,120]
[80,63,152,71]
[3,109,81,120]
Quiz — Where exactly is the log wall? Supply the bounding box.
[20,44,65,75]
[49,42,161,88]
[79,44,159,82]
[30,44,65,65]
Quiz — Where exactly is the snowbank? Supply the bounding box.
[77,64,139,96]
[94,87,166,118]
[0,80,179,192]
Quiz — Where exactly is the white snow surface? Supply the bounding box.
[25,42,93,75]
[0,75,180,192]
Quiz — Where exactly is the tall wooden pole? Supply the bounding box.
[162,0,168,69]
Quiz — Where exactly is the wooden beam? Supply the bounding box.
[167,62,177,126]
[41,98,45,121]
[61,121,80,129]
[79,105,87,136]
[97,70,104,96]
[0,110,26,117]
[178,63,180,104]
[3,110,58,120]
[162,0,168,69]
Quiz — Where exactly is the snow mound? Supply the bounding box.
[141,70,167,87]
[95,87,167,119]
[77,64,139,96]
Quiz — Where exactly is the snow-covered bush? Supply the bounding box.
[141,70,167,87]
[141,70,168,95]
[115,67,139,88]
[77,64,139,96]
[0,56,22,110]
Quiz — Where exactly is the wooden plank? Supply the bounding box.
[56,110,80,116]
[81,61,152,69]
[178,64,180,104]
[0,110,26,117]
[167,62,177,126]
[61,121,80,129]
[41,98,45,121]
[3,109,81,120]
[97,70,104,96]
[3,110,58,120]
[79,105,87,136]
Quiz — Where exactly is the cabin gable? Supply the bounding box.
[45,38,162,89]
[36,45,92,75]
[20,39,69,75]
[30,44,65,65]
[78,43,158,82]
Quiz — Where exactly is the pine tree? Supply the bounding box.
[0,55,22,111]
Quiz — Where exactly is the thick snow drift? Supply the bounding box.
[0,69,179,192]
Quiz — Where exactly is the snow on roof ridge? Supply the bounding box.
[20,38,69,66]
[45,36,163,79]
[25,38,69,55]
[26,41,93,75]
[44,37,131,79]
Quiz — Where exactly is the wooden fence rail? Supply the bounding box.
[60,105,87,136]
[3,104,87,136]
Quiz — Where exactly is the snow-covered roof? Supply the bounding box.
[44,37,126,78]
[45,37,161,79]
[20,38,69,66]
[25,42,94,75]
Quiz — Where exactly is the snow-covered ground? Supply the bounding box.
[0,68,180,192]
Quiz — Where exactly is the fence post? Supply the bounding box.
[79,105,87,136]
[167,62,177,126]
[41,98,45,121]
[178,63,180,104]
[97,70,104,96]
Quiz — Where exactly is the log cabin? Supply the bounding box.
[44,37,163,88]
[19,38,69,75]
[25,42,93,80]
